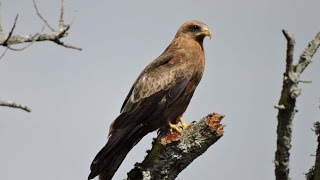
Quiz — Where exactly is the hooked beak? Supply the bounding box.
[202,26,212,39]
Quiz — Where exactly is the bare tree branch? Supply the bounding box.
[0,46,8,58]
[59,0,65,29]
[1,25,81,51]
[1,14,18,46]
[127,113,225,180]
[32,0,54,31]
[0,1,5,42]
[296,32,320,75]
[0,1,81,111]
[274,30,320,180]
[283,30,295,73]
[0,0,81,59]
[0,100,31,112]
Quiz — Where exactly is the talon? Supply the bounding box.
[178,116,190,130]
[169,122,182,133]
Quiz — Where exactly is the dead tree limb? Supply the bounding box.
[0,0,81,58]
[274,30,320,180]
[126,113,225,180]
[0,0,81,112]
[0,100,31,112]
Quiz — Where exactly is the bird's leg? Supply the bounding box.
[168,116,191,134]
[178,116,189,130]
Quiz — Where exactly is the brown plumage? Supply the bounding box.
[88,20,212,180]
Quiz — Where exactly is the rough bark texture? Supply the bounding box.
[274,30,320,180]
[126,113,224,180]
[306,122,320,180]
[313,122,320,180]
[312,122,320,180]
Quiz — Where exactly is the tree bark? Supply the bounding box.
[126,113,225,180]
[274,30,320,180]
[312,122,320,180]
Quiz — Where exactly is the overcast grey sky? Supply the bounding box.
[1,0,320,180]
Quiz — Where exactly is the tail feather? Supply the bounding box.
[89,92,166,180]
[90,147,129,180]
[88,125,146,180]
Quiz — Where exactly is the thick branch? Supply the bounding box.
[0,100,31,112]
[306,122,320,180]
[127,113,225,180]
[275,30,297,180]
[274,31,320,180]
[282,30,295,73]
[296,32,320,75]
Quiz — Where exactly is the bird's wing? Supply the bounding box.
[120,51,174,112]
[110,50,195,135]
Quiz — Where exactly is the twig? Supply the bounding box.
[0,2,5,41]
[274,30,320,180]
[127,113,225,180]
[0,14,19,59]
[1,14,18,46]
[59,0,65,28]
[32,0,54,31]
[0,100,31,112]
[274,104,286,110]
[53,38,82,50]
[299,80,312,83]
[0,47,8,59]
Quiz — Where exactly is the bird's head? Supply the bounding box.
[175,20,212,42]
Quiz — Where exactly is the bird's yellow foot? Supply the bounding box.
[169,122,182,134]
[178,116,190,130]
[169,116,191,134]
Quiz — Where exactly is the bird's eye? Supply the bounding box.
[189,25,200,30]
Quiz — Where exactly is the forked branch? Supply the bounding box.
[0,0,81,59]
[274,30,320,180]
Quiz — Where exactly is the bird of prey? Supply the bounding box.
[88,20,212,180]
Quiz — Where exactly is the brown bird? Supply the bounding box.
[88,20,212,180]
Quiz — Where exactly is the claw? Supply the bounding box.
[168,116,192,134]
[178,116,189,130]
[169,122,182,133]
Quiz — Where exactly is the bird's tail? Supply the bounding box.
[88,123,146,180]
